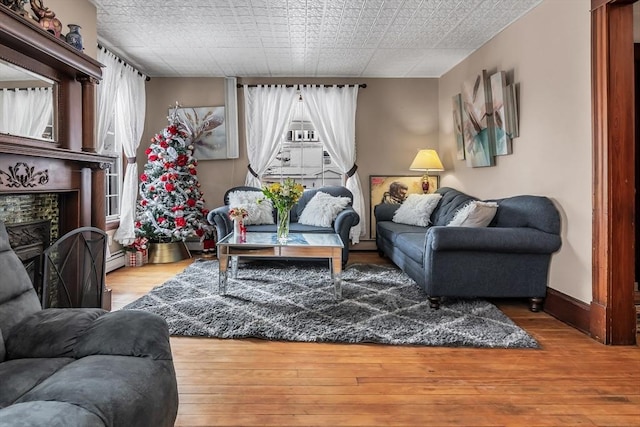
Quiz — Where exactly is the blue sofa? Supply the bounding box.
[207,186,360,265]
[375,187,562,311]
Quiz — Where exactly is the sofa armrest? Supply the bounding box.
[207,205,232,241]
[334,207,360,232]
[5,308,106,359]
[426,226,562,254]
[74,310,173,360]
[374,203,400,222]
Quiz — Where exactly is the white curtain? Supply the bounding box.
[96,47,122,154]
[300,85,365,244]
[243,85,298,187]
[113,65,146,245]
[0,87,52,139]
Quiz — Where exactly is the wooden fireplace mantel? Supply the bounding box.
[0,5,113,232]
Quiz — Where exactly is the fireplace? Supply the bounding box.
[5,219,52,301]
[0,8,114,309]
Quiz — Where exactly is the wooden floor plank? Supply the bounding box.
[106,252,640,427]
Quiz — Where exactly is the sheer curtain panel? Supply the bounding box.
[300,85,364,243]
[96,47,121,154]
[243,85,297,187]
[113,65,146,245]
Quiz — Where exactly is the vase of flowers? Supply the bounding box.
[262,178,304,243]
[228,207,248,240]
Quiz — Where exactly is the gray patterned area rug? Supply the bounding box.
[123,259,539,348]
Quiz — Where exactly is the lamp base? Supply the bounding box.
[421,174,430,193]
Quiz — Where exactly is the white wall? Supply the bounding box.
[438,0,592,302]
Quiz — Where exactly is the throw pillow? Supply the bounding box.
[227,191,274,225]
[392,193,442,227]
[298,191,351,228]
[447,201,498,227]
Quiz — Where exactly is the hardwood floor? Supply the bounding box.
[106,252,640,427]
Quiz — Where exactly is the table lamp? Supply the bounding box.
[409,149,444,193]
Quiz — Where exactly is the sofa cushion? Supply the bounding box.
[288,223,333,233]
[227,190,274,225]
[0,358,73,408]
[393,194,442,227]
[298,191,351,227]
[447,201,498,227]
[377,221,427,244]
[0,401,105,427]
[245,223,333,234]
[17,355,178,427]
[394,233,427,264]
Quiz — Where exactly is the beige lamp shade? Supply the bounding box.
[409,149,444,172]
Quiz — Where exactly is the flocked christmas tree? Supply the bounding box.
[135,107,210,243]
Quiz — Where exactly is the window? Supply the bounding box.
[103,119,122,221]
[263,97,342,188]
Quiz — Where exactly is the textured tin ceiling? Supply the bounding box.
[90,0,542,78]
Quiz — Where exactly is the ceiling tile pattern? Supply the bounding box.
[90,0,542,78]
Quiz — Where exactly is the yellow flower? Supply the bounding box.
[269,183,281,193]
[262,178,304,211]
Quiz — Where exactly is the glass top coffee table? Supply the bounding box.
[216,232,344,299]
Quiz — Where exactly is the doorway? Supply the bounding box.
[591,0,637,345]
[635,42,640,329]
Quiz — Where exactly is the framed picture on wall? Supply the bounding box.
[461,70,495,168]
[369,175,439,238]
[173,106,231,160]
[489,71,513,156]
[452,93,465,160]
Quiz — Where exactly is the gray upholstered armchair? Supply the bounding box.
[0,221,179,427]
[208,185,360,265]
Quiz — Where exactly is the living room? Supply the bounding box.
[129,0,599,335]
[1,0,639,426]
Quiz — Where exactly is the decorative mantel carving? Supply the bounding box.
[0,162,49,188]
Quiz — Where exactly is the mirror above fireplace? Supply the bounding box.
[0,59,56,142]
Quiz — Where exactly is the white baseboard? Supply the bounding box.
[350,240,376,251]
[106,251,125,273]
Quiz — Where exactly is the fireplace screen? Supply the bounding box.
[5,219,51,300]
[42,227,107,309]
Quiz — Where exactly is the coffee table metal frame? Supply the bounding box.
[216,232,344,299]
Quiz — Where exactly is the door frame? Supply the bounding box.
[590,0,637,344]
